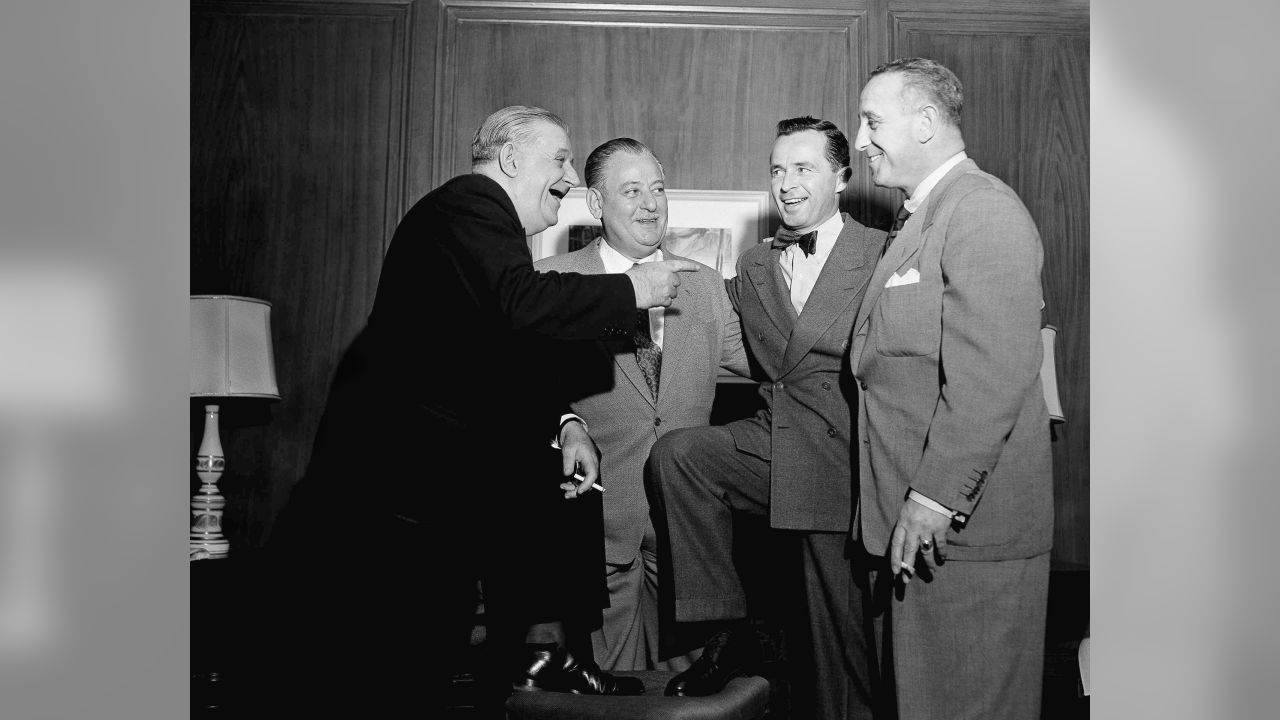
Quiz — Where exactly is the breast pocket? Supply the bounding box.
[873,280,941,357]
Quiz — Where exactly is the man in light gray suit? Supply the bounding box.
[646,118,887,718]
[851,57,1053,720]
[535,137,749,671]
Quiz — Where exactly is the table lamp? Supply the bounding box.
[190,295,280,559]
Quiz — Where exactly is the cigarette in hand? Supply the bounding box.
[573,472,605,493]
[899,561,914,576]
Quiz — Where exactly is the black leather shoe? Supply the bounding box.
[561,655,645,695]
[513,644,563,693]
[514,645,645,696]
[664,628,762,697]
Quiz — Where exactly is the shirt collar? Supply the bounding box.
[598,237,662,274]
[813,211,845,253]
[785,211,844,259]
[904,151,967,214]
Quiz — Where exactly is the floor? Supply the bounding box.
[441,565,1089,720]
[192,552,1088,719]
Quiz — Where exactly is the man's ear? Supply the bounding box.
[835,166,851,194]
[586,187,604,220]
[498,142,520,178]
[916,104,939,143]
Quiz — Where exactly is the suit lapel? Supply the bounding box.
[779,216,875,376]
[854,160,977,339]
[856,221,917,339]
[564,244,654,404]
[613,333,655,406]
[652,251,696,408]
[602,248,701,408]
[606,282,655,405]
[743,249,797,341]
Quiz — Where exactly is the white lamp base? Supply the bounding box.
[191,404,229,558]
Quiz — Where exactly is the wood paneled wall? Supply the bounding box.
[191,0,1089,564]
[424,4,865,195]
[191,0,411,545]
[883,5,1090,564]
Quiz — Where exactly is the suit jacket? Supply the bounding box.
[535,244,748,565]
[295,174,638,522]
[851,158,1053,562]
[727,213,885,532]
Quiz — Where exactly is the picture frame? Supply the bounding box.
[530,188,771,278]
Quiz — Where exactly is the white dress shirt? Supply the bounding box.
[778,211,845,315]
[904,151,967,213]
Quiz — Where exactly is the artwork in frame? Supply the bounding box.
[530,188,771,279]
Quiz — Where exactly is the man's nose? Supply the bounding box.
[564,161,580,187]
[853,123,870,151]
[640,190,658,211]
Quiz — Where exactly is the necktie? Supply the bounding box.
[772,227,818,256]
[630,262,662,398]
[634,308,661,398]
[883,205,912,254]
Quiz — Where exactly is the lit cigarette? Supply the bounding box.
[899,562,914,575]
[573,472,605,493]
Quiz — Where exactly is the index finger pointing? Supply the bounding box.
[663,259,702,273]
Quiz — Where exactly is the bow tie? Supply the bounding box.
[772,228,818,256]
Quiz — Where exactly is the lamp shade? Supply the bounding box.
[190,295,280,398]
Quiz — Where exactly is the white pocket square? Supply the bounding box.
[885,267,920,287]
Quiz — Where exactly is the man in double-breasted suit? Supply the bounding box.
[851,58,1053,720]
[646,117,887,719]
[535,138,749,671]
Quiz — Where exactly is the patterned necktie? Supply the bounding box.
[883,204,912,254]
[634,308,661,398]
[771,227,818,256]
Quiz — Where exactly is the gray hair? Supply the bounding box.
[470,105,570,166]
[870,58,963,128]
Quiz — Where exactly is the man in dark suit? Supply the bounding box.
[260,106,700,716]
[645,117,887,719]
[535,138,749,671]
[851,58,1053,720]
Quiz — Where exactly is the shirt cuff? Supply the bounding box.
[907,489,957,519]
[550,414,587,449]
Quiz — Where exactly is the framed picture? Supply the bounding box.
[530,188,771,278]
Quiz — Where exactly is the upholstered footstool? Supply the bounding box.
[505,670,771,720]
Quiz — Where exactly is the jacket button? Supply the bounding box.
[859,380,868,390]
[774,381,784,390]
[654,418,662,426]
[757,333,765,341]
[827,428,836,437]
[821,381,831,390]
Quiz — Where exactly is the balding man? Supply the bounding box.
[852,58,1054,720]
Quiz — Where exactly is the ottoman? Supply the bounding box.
[505,670,771,720]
